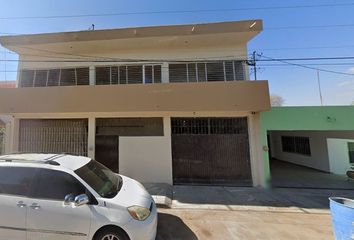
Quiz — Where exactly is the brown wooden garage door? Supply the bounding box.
[171,117,252,186]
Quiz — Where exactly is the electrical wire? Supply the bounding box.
[0,2,353,20]
[258,54,354,76]
[265,23,354,30]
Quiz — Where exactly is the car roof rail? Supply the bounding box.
[0,153,66,166]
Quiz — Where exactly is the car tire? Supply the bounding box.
[94,227,129,240]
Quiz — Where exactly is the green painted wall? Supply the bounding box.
[260,106,354,186]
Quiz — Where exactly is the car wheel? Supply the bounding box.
[94,227,129,240]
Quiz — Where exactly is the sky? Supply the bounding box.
[1,0,354,106]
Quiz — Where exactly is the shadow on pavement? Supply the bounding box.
[156,213,198,240]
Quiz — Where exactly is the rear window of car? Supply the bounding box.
[0,167,37,197]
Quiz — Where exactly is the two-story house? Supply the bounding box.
[0,20,270,187]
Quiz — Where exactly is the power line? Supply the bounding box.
[259,63,354,66]
[0,2,353,20]
[2,55,354,63]
[257,56,354,62]
[254,45,354,51]
[3,22,354,37]
[265,23,354,30]
[258,54,354,76]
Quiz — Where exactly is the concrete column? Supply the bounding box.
[161,62,169,83]
[163,116,173,184]
[87,117,96,159]
[89,66,95,85]
[248,113,266,187]
[4,121,12,154]
[10,118,20,153]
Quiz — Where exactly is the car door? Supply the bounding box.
[27,168,92,240]
[0,166,36,240]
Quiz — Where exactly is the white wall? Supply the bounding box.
[118,117,172,184]
[327,138,354,175]
[269,130,354,172]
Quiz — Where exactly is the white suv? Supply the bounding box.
[0,153,157,240]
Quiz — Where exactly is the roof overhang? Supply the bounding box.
[0,20,262,54]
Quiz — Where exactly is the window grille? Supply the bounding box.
[20,68,89,88]
[127,66,143,84]
[169,60,245,83]
[171,117,248,135]
[281,136,311,156]
[19,119,88,156]
[96,65,162,85]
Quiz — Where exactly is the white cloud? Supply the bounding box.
[337,80,354,87]
[347,67,354,74]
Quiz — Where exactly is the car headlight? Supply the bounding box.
[127,206,151,221]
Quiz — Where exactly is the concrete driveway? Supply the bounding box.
[156,208,333,240]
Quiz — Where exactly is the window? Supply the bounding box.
[96,65,161,85]
[20,68,89,88]
[0,167,36,197]
[127,65,143,84]
[281,136,311,156]
[31,169,86,201]
[348,142,354,164]
[20,70,35,87]
[60,68,76,86]
[144,65,161,84]
[75,160,122,198]
[171,117,248,135]
[47,69,60,86]
[206,62,224,81]
[169,64,187,83]
[169,60,245,83]
[96,67,111,85]
[34,70,48,87]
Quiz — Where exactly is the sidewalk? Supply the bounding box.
[144,183,354,212]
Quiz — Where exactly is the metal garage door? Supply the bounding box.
[171,117,252,186]
[19,119,88,156]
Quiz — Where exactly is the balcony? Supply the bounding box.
[0,81,270,114]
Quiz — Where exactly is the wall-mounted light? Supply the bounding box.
[249,21,257,29]
[326,116,337,123]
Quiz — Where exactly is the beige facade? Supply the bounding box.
[0,20,270,187]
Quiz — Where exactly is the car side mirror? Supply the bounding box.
[64,193,76,205]
[74,194,89,207]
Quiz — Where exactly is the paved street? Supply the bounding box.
[156,208,333,240]
[145,185,354,239]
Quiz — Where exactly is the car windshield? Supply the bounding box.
[75,160,121,198]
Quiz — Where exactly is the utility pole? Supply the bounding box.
[246,51,257,80]
[317,70,323,106]
[252,51,257,81]
[4,50,6,82]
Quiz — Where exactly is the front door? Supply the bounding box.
[95,135,119,173]
[0,167,36,240]
[27,169,91,240]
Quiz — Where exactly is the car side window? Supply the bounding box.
[0,167,36,197]
[31,169,86,201]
